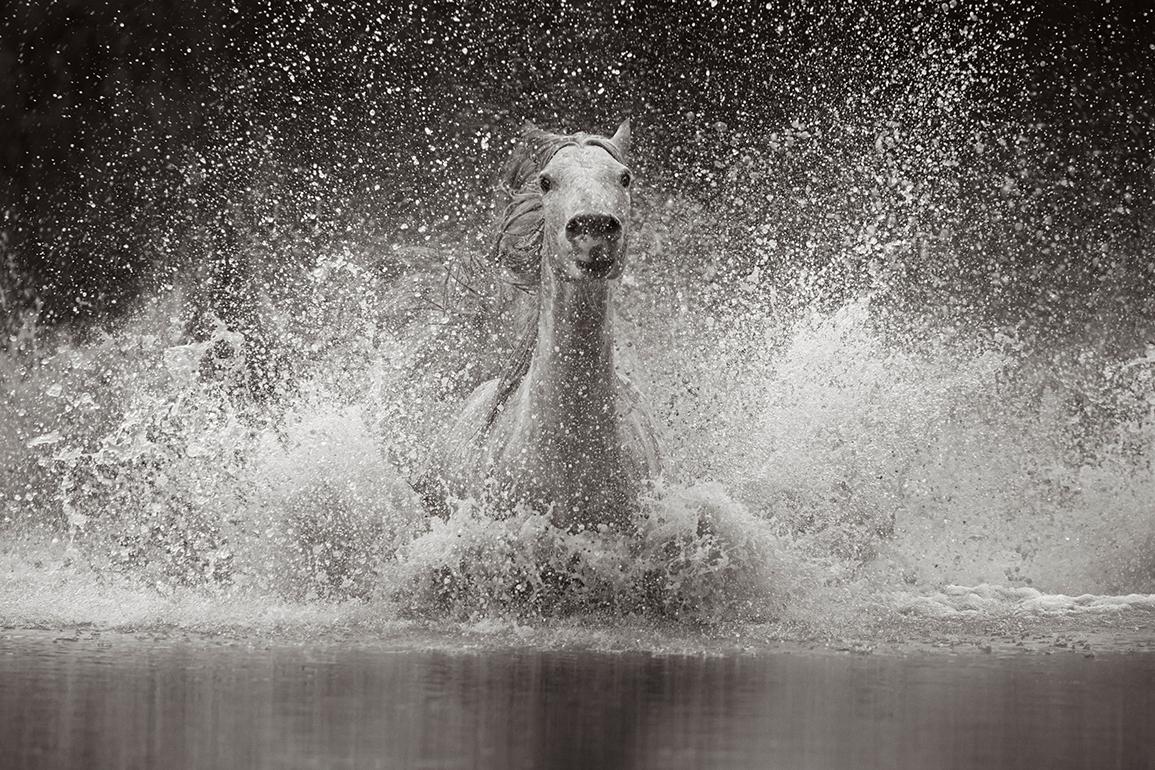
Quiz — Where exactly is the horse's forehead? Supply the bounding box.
[547,144,621,175]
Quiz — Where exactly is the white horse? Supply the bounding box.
[418,119,661,531]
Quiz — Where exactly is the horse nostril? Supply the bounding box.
[565,214,621,242]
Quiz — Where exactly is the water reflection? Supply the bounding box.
[2,632,1152,769]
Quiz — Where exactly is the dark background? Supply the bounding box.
[1,0,1152,338]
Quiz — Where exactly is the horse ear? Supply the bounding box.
[521,120,548,144]
[610,119,631,160]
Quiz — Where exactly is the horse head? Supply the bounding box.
[499,120,633,284]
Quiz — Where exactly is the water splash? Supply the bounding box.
[1,1,1152,645]
[393,481,794,623]
[3,276,1152,641]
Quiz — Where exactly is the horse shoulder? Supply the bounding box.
[615,373,663,478]
[414,377,502,515]
[445,377,502,458]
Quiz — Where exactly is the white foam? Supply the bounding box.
[893,583,1155,617]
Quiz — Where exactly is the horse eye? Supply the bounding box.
[620,172,631,188]
[539,174,552,193]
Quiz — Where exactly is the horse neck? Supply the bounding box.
[525,265,617,427]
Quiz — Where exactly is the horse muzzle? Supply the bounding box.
[565,214,624,279]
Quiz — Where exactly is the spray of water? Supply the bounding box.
[1,1,1152,642]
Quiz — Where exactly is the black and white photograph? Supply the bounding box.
[1,0,1153,767]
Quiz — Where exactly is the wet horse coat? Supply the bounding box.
[420,120,661,530]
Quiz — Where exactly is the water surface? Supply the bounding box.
[2,630,1151,769]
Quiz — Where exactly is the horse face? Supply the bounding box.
[538,134,632,282]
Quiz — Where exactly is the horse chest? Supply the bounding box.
[463,382,653,527]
